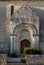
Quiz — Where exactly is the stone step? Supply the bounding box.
[18,54,24,57]
[7,58,21,63]
[7,63,26,65]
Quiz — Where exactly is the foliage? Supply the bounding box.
[7,53,18,58]
[21,58,26,63]
[24,47,42,57]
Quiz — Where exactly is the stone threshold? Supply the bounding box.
[7,63,26,65]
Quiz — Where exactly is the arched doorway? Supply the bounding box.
[20,39,30,53]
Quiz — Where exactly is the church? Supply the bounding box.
[9,4,39,54]
[0,1,44,54]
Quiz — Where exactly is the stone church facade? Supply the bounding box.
[9,5,39,53]
[0,2,44,54]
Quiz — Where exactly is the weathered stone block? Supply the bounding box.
[0,54,7,65]
[26,55,44,65]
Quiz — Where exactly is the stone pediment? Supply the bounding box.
[11,5,35,23]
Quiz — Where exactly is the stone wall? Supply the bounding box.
[0,1,44,53]
[26,55,44,65]
[7,63,26,65]
[0,54,7,65]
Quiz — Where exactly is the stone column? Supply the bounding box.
[13,36,17,53]
[35,37,39,48]
[31,42,35,48]
[10,36,14,53]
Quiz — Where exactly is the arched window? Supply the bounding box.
[11,5,14,16]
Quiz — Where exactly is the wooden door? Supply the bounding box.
[20,39,30,53]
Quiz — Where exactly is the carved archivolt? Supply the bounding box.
[13,23,38,43]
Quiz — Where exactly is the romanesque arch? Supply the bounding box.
[11,23,39,53]
[13,23,38,35]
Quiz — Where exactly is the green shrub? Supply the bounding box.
[7,53,18,58]
[21,58,26,63]
[24,48,42,57]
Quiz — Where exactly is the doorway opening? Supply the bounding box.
[20,39,30,53]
